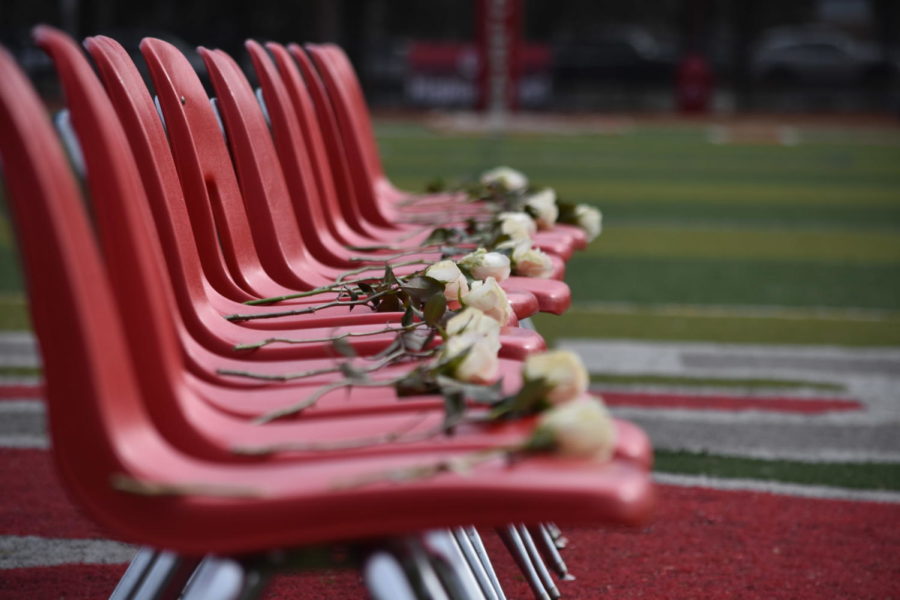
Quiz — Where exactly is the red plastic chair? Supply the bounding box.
[35,27,650,469]
[2,35,655,563]
[38,33,548,447]
[78,36,544,373]
[243,41,569,315]
[305,43,588,255]
[141,36,547,324]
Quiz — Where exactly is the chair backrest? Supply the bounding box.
[288,43,377,236]
[84,35,256,303]
[35,28,188,402]
[304,44,393,225]
[255,41,358,247]
[0,33,187,538]
[33,27,260,458]
[244,39,349,262]
[308,44,387,185]
[197,45,332,288]
[139,37,281,296]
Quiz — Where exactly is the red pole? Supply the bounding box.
[476,0,522,114]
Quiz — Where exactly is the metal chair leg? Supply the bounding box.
[497,526,551,600]
[126,551,201,600]
[530,525,573,581]
[516,525,560,600]
[545,522,568,549]
[180,556,259,600]
[423,530,487,600]
[452,528,500,600]
[109,548,157,600]
[465,527,507,600]
[405,538,453,600]
[363,551,419,600]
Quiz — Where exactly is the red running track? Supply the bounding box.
[596,389,863,414]
[1,448,898,599]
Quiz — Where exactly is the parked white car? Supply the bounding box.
[750,28,895,86]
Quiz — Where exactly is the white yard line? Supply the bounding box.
[0,536,135,569]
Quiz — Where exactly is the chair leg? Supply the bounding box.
[452,528,500,600]
[464,527,507,600]
[530,525,573,581]
[516,525,560,600]
[109,548,157,600]
[363,550,420,600]
[422,530,487,600]
[404,538,453,600]
[179,556,269,600]
[545,523,568,549]
[121,551,200,600]
[496,526,551,600]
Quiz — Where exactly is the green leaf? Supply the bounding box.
[401,306,415,327]
[425,177,446,193]
[358,282,375,296]
[401,276,444,302]
[523,426,556,452]
[423,293,447,327]
[383,264,398,288]
[442,391,465,433]
[376,291,403,313]
[395,367,439,396]
[435,375,504,404]
[510,378,553,414]
[555,200,578,225]
[339,362,366,381]
[424,227,454,245]
[332,337,356,359]
[435,343,472,376]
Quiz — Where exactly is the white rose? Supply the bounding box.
[512,244,554,279]
[575,204,602,241]
[446,307,501,338]
[462,277,512,325]
[534,396,616,460]
[480,166,528,192]
[425,260,469,302]
[523,350,589,404]
[457,248,511,282]
[525,188,559,230]
[497,211,537,242]
[441,331,501,384]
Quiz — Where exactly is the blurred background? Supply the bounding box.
[2,0,899,113]
[0,4,898,593]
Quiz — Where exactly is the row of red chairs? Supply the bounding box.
[0,25,654,599]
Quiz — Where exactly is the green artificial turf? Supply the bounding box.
[0,295,30,330]
[563,256,900,309]
[0,365,41,377]
[589,373,845,392]
[533,307,900,347]
[654,450,900,491]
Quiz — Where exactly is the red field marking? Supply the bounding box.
[0,449,106,539]
[2,450,898,599]
[0,385,43,399]
[596,389,863,414]
[0,565,125,599]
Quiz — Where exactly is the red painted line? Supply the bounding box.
[595,389,862,414]
[0,384,43,399]
[0,449,105,539]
